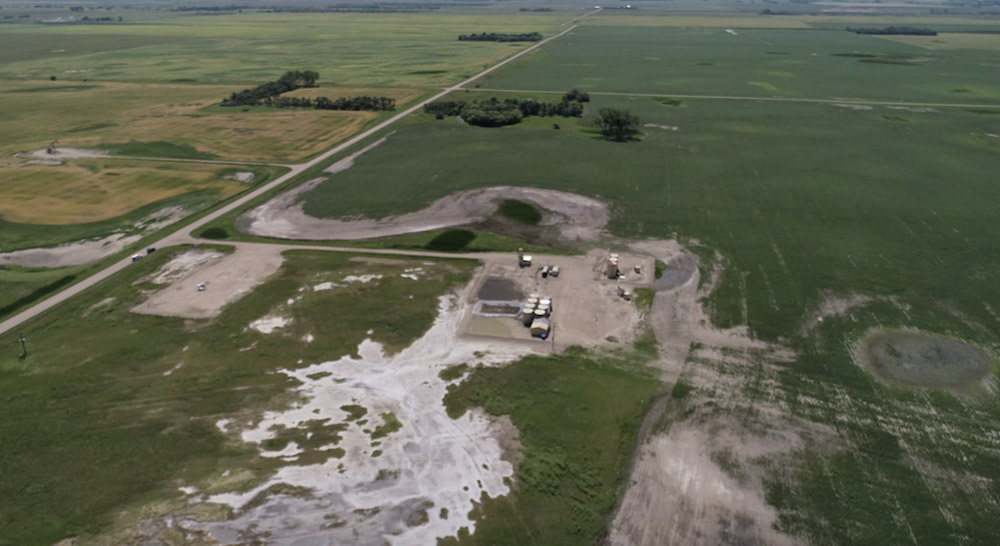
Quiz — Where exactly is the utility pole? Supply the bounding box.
[17,332,26,360]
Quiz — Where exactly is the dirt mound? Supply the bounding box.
[239,185,609,243]
[859,329,994,394]
[239,178,610,244]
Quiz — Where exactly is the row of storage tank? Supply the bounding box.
[518,294,553,325]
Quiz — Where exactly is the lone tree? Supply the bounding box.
[597,107,640,141]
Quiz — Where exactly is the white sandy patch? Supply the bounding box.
[886,106,938,113]
[191,294,540,545]
[163,362,184,377]
[249,315,291,334]
[179,486,198,496]
[343,274,383,284]
[226,171,255,184]
[136,206,191,232]
[312,281,343,291]
[19,147,107,162]
[400,267,424,281]
[644,123,679,131]
[303,333,314,343]
[725,28,738,35]
[140,249,224,286]
[833,103,874,111]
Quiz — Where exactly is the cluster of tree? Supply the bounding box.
[75,15,120,22]
[221,70,319,107]
[563,88,590,103]
[596,108,640,142]
[847,26,937,36]
[519,7,553,12]
[425,94,586,127]
[458,32,543,42]
[424,101,465,117]
[266,95,395,111]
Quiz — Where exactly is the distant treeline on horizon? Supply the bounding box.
[458,32,543,43]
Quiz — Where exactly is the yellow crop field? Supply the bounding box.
[0,81,419,162]
[0,159,245,225]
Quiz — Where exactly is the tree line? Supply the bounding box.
[221,71,393,111]
[458,32,543,42]
[221,70,319,106]
[425,89,589,127]
[266,95,395,111]
[847,26,937,36]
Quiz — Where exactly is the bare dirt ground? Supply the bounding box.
[459,249,653,352]
[238,174,610,243]
[0,233,141,268]
[131,246,284,319]
[606,243,811,546]
[15,147,108,164]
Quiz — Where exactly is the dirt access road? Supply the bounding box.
[0,10,600,337]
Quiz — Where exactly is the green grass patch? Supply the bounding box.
[198,226,231,240]
[425,229,477,252]
[654,259,667,279]
[633,287,655,311]
[439,363,470,382]
[371,412,403,440]
[0,274,75,318]
[498,199,542,225]
[108,140,220,160]
[441,351,658,545]
[340,404,368,422]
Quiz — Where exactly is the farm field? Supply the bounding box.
[1,159,250,225]
[0,159,285,251]
[0,80,423,161]
[0,12,571,88]
[477,23,1000,102]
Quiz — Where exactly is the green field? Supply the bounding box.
[477,24,1000,102]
